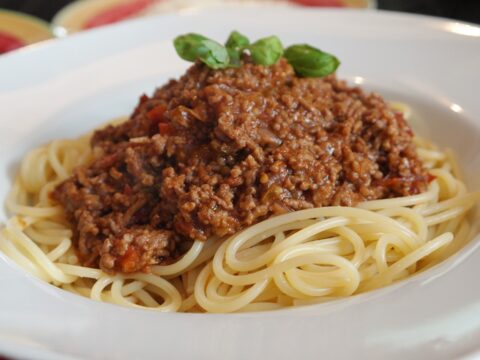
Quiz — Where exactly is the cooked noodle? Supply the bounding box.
[1,107,478,313]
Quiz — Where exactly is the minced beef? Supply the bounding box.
[52,58,429,274]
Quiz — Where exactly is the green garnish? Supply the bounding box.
[248,36,283,66]
[225,31,250,66]
[284,44,340,78]
[173,31,340,77]
[174,33,230,69]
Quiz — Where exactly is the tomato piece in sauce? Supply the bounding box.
[0,31,25,54]
[146,104,167,123]
[83,0,156,29]
[118,245,140,273]
[158,122,171,135]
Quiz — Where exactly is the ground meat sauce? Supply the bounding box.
[53,58,429,274]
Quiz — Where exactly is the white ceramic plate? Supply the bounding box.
[1,6,480,360]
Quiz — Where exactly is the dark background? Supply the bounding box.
[0,0,479,24]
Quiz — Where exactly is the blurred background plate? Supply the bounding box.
[0,9,53,54]
[50,0,374,35]
[52,0,161,35]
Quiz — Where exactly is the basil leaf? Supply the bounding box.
[225,31,250,66]
[226,31,250,51]
[284,44,340,77]
[174,33,230,69]
[174,33,209,62]
[248,36,283,66]
[198,39,230,69]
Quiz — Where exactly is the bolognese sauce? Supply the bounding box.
[53,58,429,274]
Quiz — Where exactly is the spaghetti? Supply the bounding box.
[0,109,478,313]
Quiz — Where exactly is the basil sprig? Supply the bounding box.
[173,31,340,77]
[284,44,340,77]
